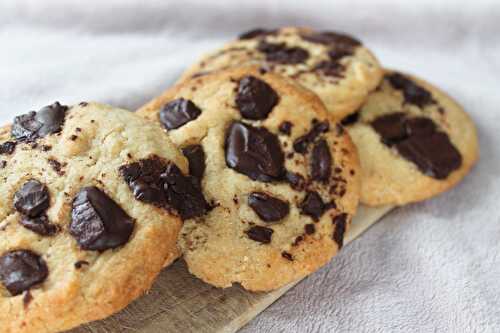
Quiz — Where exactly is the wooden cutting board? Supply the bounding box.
[71,205,394,333]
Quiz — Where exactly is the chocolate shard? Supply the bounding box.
[11,102,68,141]
[0,250,48,296]
[311,139,332,182]
[20,214,58,236]
[225,121,284,182]
[236,76,279,120]
[293,120,330,154]
[0,141,16,155]
[182,145,206,180]
[299,191,325,222]
[248,192,289,222]
[159,98,202,130]
[246,226,274,244]
[70,187,135,251]
[257,40,309,64]
[161,163,209,220]
[13,180,50,218]
[332,213,348,249]
[386,73,434,108]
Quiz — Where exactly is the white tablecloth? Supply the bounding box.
[1,1,499,332]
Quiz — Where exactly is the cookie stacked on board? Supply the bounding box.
[0,26,478,332]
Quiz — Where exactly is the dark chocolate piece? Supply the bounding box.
[278,121,293,135]
[257,41,309,64]
[159,98,202,130]
[299,191,325,221]
[11,102,68,141]
[293,120,329,154]
[182,145,206,180]
[20,214,58,236]
[0,250,48,296]
[248,192,289,222]
[311,139,332,182]
[236,76,279,120]
[0,141,16,155]
[332,213,348,249]
[13,180,50,217]
[386,73,434,107]
[246,226,274,244]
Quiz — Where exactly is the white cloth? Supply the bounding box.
[1,1,499,332]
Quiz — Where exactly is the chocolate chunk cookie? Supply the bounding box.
[178,26,383,120]
[344,70,479,206]
[138,67,360,291]
[0,102,187,332]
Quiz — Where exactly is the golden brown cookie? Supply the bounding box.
[179,26,383,120]
[0,102,195,332]
[344,71,479,206]
[138,67,360,291]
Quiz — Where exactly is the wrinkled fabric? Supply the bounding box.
[1,1,499,332]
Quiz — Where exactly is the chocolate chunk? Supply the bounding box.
[74,260,89,269]
[0,141,16,155]
[70,187,135,251]
[340,112,360,126]
[182,145,206,179]
[372,113,462,179]
[248,192,289,222]
[225,122,284,182]
[20,214,58,236]
[302,31,361,47]
[13,180,50,217]
[238,28,275,40]
[159,98,202,130]
[236,76,279,120]
[0,161,6,169]
[281,251,293,261]
[293,120,330,153]
[332,213,348,249]
[300,191,325,221]
[23,290,33,308]
[161,163,209,219]
[246,226,273,244]
[257,41,309,64]
[386,73,434,107]
[305,223,316,235]
[314,60,345,77]
[11,102,68,141]
[278,121,293,135]
[285,171,305,191]
[120,157,168,205]
[311,139,332,182]
[0,250,48,296]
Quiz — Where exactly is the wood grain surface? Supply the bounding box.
[70,205,394,333]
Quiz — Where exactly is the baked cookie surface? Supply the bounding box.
[0,102,190,333]
[179,26,383,120]
[138,67,360,291]
[344,71,479,206]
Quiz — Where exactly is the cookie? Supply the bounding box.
[0,102,193,332]
[178,26,383,120]
[343,71,479,206]
[138,67,360,291]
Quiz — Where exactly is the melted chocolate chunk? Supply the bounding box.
[257,41,309,64]
[248,192,289,222]
[293,120,330,154]
[236,76,279,120]
[311,139,332,182]
[340,112,360,126]
[285,171,305,191]
[332,213,347,249]
[20,214,58,236]
[120,157,168,205]
[314,60,345,77]
[0,141,16,155]
[161,163,209,219]
[302,31,361,47]
[182,145,206,179]
[281,251,293,261]
[13,180,50,217]
[225,122,284,182]
[372,113,462,179]
[11,102,68,141]
[238,28,275,40]
[0,250,48,296]
[305,223,316,235]
[246,226,273,244]
[278,121,293,135]
[300,191,325,222]
[70,187,135,251]
[386,73,434,108]
[159,98,202,130]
